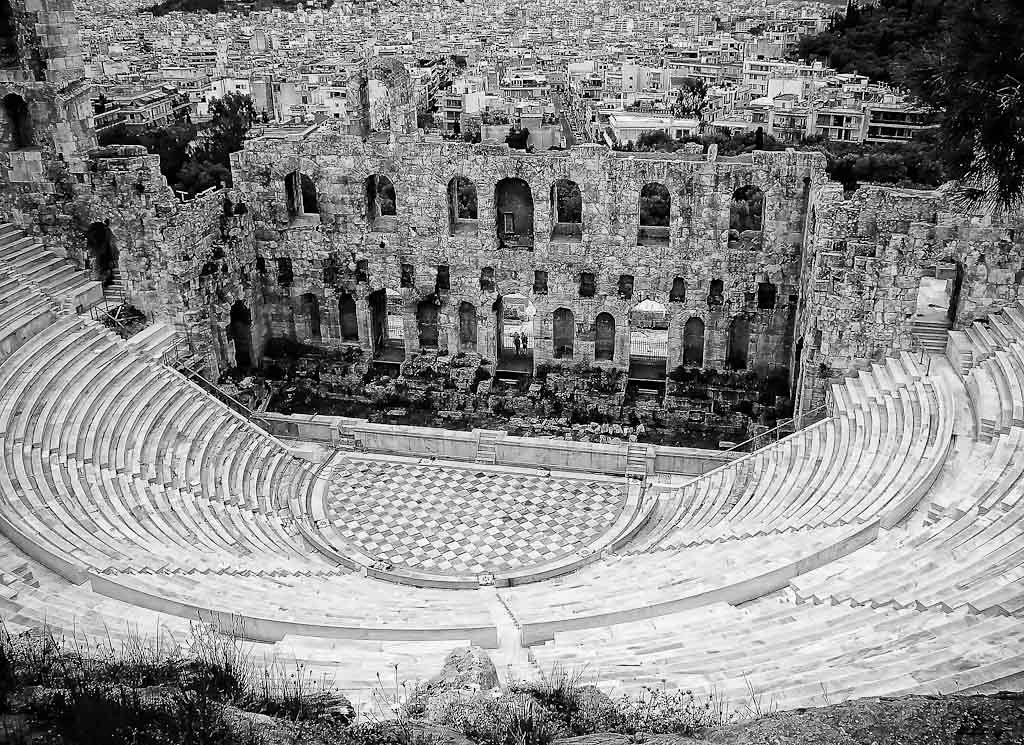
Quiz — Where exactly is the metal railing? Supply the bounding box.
[89,301,135,340]
[159,334,197,370]
[180,366,270,427]
[724,403,830,455]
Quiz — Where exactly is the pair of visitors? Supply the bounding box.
[511,331,528,356]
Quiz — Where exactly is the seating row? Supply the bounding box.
[0,225,103,312]
[530,595,1024,710]
[626,352,951,552]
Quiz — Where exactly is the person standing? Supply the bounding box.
[512,331,522,357]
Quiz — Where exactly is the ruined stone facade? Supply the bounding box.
[794,183,1024,412]
[0,0,94,192]
[226,129,819,382]
[1,5,1024,419]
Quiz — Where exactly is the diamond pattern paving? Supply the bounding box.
[322,459,627,575]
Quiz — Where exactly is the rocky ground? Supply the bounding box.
[2,640,1020,745]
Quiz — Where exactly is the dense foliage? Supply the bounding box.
[99,92,256,196]
[797,0,1024,207]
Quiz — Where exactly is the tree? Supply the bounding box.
[98,121,198,184]
[635,129,676,152]
[671,77,708,119]
[505,127,530,150]
[902,0,1024,207]
[203,92,257,166]
[174,158,230,195]
[796,0,1024,207]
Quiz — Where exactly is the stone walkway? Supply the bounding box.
[322,457,627,575]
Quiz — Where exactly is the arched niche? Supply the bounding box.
[638,182,670,245]
[495,177,534,250]
[552,307,575,359]
[550,179,582,242]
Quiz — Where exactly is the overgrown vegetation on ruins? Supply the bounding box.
[618,128,949,192]
[99,92,257,196]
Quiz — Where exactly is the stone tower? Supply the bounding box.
[0,0,95,188]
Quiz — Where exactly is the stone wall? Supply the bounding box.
[793,182,1024,411]
[0,0,94,191]
[230,127,826,382]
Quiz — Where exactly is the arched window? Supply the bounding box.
[707,278,724,307]
[0,0,19,67]
[480,266,495,293]
[300,292,321,341]
[683,317,705,367]
[416,297,439,349]
[578,272,596,298]
[2,93,31,149]
[276,257,293,287]
[458,301,477,352]
[285,172,318,220]
[669,277,686,303]
[638,182,670,245]
[617,274,634,300]
[757,281,777,310]
[730,185,764,232]
[229,301,253,369]
[435,265,450,292]
[366,174,397,231]
[339,293,359,341]
[448,176,478,235]
[368,288,404,358]
[550,179,582,241]
[726,316,750,370]
[595,312,615,361]
[495,177,534,249]
[552,307,574,359]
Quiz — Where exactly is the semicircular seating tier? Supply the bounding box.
[0,223,1022,712]
[526,305,1024,708]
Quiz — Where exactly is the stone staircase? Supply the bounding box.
[475,429,501,464]
[104,266,126,305]
[625,442,648,479]
[0,223,104,313]
[912,318,952,354]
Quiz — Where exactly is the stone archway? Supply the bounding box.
[2,93,31,149]
[683,317,705,367]
[85,221,117,286]
[229,301,253,369]
[495,178,534,249]
[595,312,615,361]
[458,301,478,352]
[553,307,575,360]
[416,297,440,350]
[727,316,750,370]
[339,293,359,341]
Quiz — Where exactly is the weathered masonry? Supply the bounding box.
[230,128,822,384]
[1,20,1023,421]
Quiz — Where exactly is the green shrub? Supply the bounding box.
[614,687,733,737]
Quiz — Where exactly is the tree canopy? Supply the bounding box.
[796,0,1024,207]
[98,92,256,197]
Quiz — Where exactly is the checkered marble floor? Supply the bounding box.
[321,459,627,575]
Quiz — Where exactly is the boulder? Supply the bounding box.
[426,646,499,695]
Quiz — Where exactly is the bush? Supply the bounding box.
[614,687,733,737]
